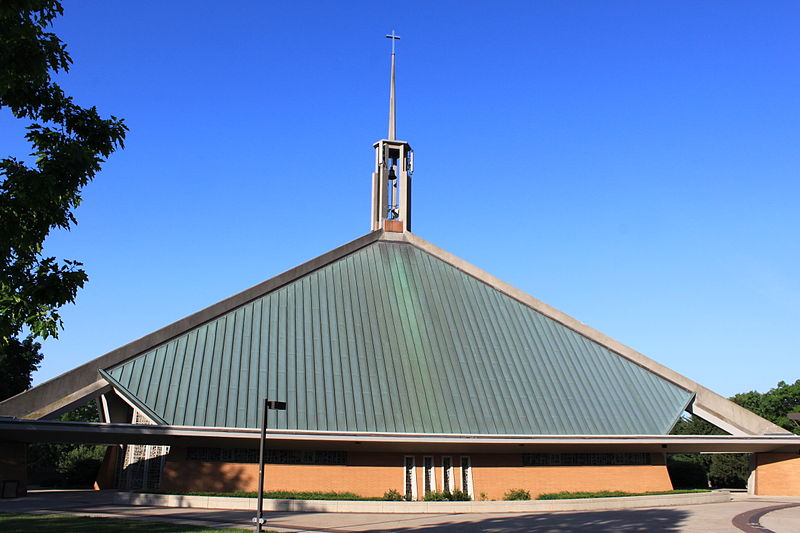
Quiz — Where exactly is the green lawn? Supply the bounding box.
[0,513,264,533]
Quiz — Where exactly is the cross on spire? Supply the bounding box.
[386,30,401,54]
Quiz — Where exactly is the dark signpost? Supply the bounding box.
[253,398,287,532]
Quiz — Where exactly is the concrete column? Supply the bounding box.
[747,453,756,495]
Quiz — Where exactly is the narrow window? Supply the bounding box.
[404,456,416,500]
[423,456,435,493]
[460,456,473,498]
[441,456,453,492]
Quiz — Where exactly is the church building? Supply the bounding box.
[2,37,799,500]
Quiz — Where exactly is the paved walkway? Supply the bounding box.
[1,490,799,532]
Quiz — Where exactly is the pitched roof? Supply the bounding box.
[104,238,692,435]
[1,230,787,436]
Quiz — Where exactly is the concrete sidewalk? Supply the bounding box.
[1,490,799,532]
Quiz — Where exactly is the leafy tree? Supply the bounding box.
[0,0,127,398]
[732,380,800,434]
[28,399,105,487]
[668,379,800,488]
[671,414,725,436]
[0,336,43,400]
[708,454,749,489]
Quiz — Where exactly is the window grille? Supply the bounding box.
[404,456,416,500]
[460,456,472,497]
[185,447,346,465]
[441,456,452,492]
[522,453,652,466]
[119,409,169,490]
[423,456,435,493]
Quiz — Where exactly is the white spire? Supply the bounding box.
[386,30,400,140]
[372,31,413,234]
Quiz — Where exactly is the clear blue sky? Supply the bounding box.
[3,1,798,398]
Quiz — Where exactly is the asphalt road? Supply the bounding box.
[1,490,799,532]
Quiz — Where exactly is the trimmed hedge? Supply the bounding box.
[537,489,710,500]
[138,489,377,500]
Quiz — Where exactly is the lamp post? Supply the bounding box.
[253,398,287,532]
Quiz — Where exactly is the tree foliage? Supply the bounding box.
[0,0,127,344]
[731,380,800,434]
[668,378,800,488]
[0,1,127,399]
[28,399,105,487]
[0,336,43,401]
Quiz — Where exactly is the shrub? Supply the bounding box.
[448,489,471,501]
[140,489,373,500]
[421,489,471,501]
[383,489,403,501]
[536,489,709,500]
[503,488,530,500]
[56,444,105,486]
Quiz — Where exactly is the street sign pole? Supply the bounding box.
[254,398,287,533]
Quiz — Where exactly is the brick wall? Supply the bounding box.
[755,453,800,496]
[161,448,401,497]
[159,448,671,500]
[471,453,671,500]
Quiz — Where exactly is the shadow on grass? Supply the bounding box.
[0,514,255,533]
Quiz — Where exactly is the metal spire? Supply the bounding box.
[386,30,400,140]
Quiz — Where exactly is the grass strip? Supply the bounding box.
[536,489,710,500]
[0,513,257,533]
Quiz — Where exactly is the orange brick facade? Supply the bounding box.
[754,453,800,496]
[159,448,672,500]
[471,453,672,499]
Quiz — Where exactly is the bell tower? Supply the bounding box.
[371,31,414,233]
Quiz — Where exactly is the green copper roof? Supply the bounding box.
[106,240,692,435]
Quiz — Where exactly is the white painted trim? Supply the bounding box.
[4,418,799,450]
[99,393,111,423]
